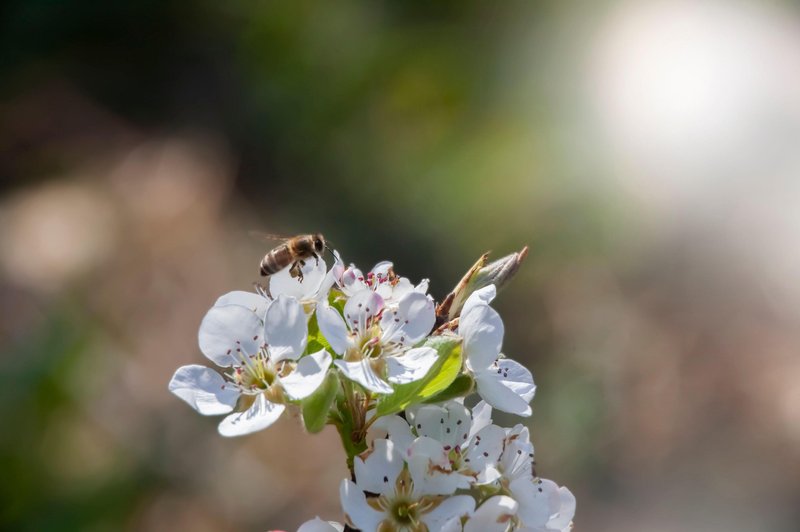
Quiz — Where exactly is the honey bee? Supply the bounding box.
[258,233,327,282]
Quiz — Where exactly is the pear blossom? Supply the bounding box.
[340,439,475,531]
[471,424,575,531]
[378,401,508,494]
[169,294,332,436]
[317,289,438,394]
[459,285,536,416]
[339,260,429,307]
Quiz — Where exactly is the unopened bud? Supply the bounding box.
[435,246,528,324]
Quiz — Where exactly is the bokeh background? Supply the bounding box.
[2,0,800,530]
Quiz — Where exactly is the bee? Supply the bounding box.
[258,233,327,282]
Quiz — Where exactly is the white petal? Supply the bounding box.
[500,439,535,479]
[340,479,385,531]
[280,349,332,400]
[314,263,340,303]
[198,304,263,367]
[371,415,415,455]
[353,439,404,496]
[168,365,239,415]
[385,347,438,385]
[413,401,472,449]
[511,477,562,528]
[468,401,493,440]
[415,278,430,294]
[269,256,327,300]
[440,516,464,532]
[499,358,536,403]
[461,284,497,318]
[370,261,393,277]
[407,437,471,495]
[264,294,308,362]
[375,281,394,300]
[214,290,269,317]
[335,359,393,394]
[380,292,435,345]
[506,423,532,446]
[465,495,518,532]
[465,424,506,478]
[340,266,368,296]
[420,495,475,531]
[217,394,284,437]
[343,290,384,334]
[297,517,343,532]
[547,486,576,531]
[388,277,414,302]
[460,303,503,372]
[475,359,535,416]
[315,303,350,355]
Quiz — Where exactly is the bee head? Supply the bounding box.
[313,234,325,253]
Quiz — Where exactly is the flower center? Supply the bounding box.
[225,348,290,399]
[390,500,417,526]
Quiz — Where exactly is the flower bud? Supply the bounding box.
[436,246,528,323]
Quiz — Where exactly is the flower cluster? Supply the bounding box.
[169,247,575,531]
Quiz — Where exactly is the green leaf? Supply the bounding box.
[375,335,462,417]
[301,370,339,433]
[305,312,332,355]
[422,374,474,404]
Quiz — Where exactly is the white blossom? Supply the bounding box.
[339,260,429,307]
[459,285,536,416]
[169,294,332,437]
[317,289,438,394]
[340,439,475,531]
[377,401,508,494]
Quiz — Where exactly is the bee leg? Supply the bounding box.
[289,261,305,283]
[312,252,320,266]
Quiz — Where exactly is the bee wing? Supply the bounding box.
[248,231,292,243]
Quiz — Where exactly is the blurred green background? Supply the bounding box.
[2,0,800,530]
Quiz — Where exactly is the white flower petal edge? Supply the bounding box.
[461,303,504,372]
[214,290,269,316]
[264,294,308,362]
[296,517,343,532]
[340,479,384,532]
[168,365,239,415]
[511,477,562,529]
[546,486,576,531]
[218,394,284,437]
[461,284,497,318]
[385,347,438,384]
[370,415,415,455]
[315,303,350,355]
[419,495,475,531]
[475,359,536,417]
[280,349,333,400]
[464,495,518,532]
[198,304,264,367]
[334,359,394,394]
